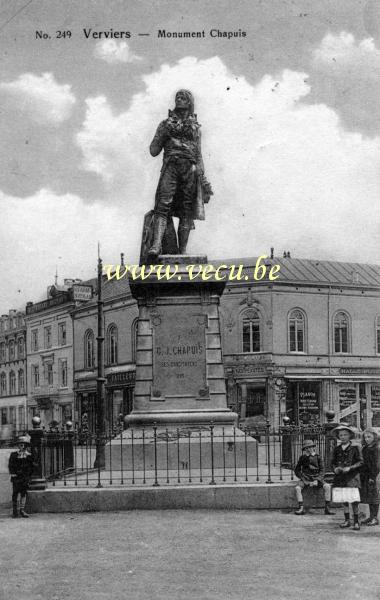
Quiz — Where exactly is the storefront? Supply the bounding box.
[225,361,272,426]
[333,369,380,430]
[285,381,322,425]
[75,368,135,435]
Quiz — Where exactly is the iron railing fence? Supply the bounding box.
[39,424,335,488]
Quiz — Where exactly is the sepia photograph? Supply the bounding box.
[0,1,379,599]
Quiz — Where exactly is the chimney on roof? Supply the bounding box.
[287,251,291,258]
[120,252,124,267]
[270,247,274,259]
[283,251,286,258]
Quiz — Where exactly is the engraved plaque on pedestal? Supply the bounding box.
[152,307,208,400]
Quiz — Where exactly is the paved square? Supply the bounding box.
[0,508,379,600]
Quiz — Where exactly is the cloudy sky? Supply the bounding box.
[1,0,380,313]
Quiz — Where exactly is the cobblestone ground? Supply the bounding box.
[0,508,379,600]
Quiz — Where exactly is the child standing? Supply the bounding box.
[8,435,34,518]
[360,428,380,526]
[332,424,363,531]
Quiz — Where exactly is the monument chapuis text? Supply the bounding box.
[106,89,258,470]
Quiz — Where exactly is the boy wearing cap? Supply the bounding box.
[8,436,34,518]
[294,439,334,515]
[332,424,363,531]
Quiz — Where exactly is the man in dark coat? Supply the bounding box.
[8,435,34,518]
[145,89,213,261]
[294,439,334,515]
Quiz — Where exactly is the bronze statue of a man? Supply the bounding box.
[143,90,213,262]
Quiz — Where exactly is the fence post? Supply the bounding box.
[28,416,46,490]
[323,410,338,484]
[265,419,272,484]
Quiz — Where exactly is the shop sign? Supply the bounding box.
[107,371,136,386]
[339,368,380,375]
[371,386,380,411]
[232,364,268,377]
[298,383,320,425]
[73,284,93,301]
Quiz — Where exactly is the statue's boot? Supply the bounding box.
[178,220,191,254]
[147,215,167,260]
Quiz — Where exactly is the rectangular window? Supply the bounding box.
[377,329,380,354]
[44,326,52,349]
[9,341,15,360]
[31,329,38,351]
[59,359,67,387]
[18,406,25,429]
[32,365,39,388]
[0,343,5,361]
[9,407,15,425]
[46,363,53,385]
[335,326,348,353]
[1,407,7,425]
[58,322,67,346]
[18,338,25,358]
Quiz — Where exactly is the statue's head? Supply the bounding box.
[175,89,194,114]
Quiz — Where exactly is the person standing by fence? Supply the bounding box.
[331,425,363,531]
[360,428,380,526]
[8,435,34,518]
[293,439,334,515]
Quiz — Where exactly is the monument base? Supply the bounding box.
[127,254,237,431]
[105,426,258,473]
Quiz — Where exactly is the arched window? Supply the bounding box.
[288,309,306,353]
[131,318,138,363]
[376,316,380,354]
[84,329,95,369]
[334,312,350,354]
[18,369,25,394]
[18,337,25,359]
[0,372,6,396]
[242,310,261,353]
[107,324,118,365]
[9,371,16,395]
[9,340,15,361]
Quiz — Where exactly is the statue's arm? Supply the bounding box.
[150,121,168,157]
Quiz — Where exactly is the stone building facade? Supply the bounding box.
[25,282,77,428]
[69,256,380,432]
[219,257,380,430]
[72,277,138,434]
[0,310,27,436]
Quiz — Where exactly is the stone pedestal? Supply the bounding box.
[105,256,258,473]
[125,255,237,428]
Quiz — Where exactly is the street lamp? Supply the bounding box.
[94,254,106,470]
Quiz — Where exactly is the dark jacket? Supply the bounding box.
[8,451,34,485]
[361,442,380,503]
[332,442,363,488]
[294,453,325,484]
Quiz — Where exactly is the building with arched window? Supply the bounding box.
[68,256,380,433]
[106,324,118,365]
[72,276,137,435]
[0,310,27,434]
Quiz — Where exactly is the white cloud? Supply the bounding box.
[0,188,135,312]
[0,72,76,124]
[313,31,380,73]
[75,55,380,264]
[94,40,142,64]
